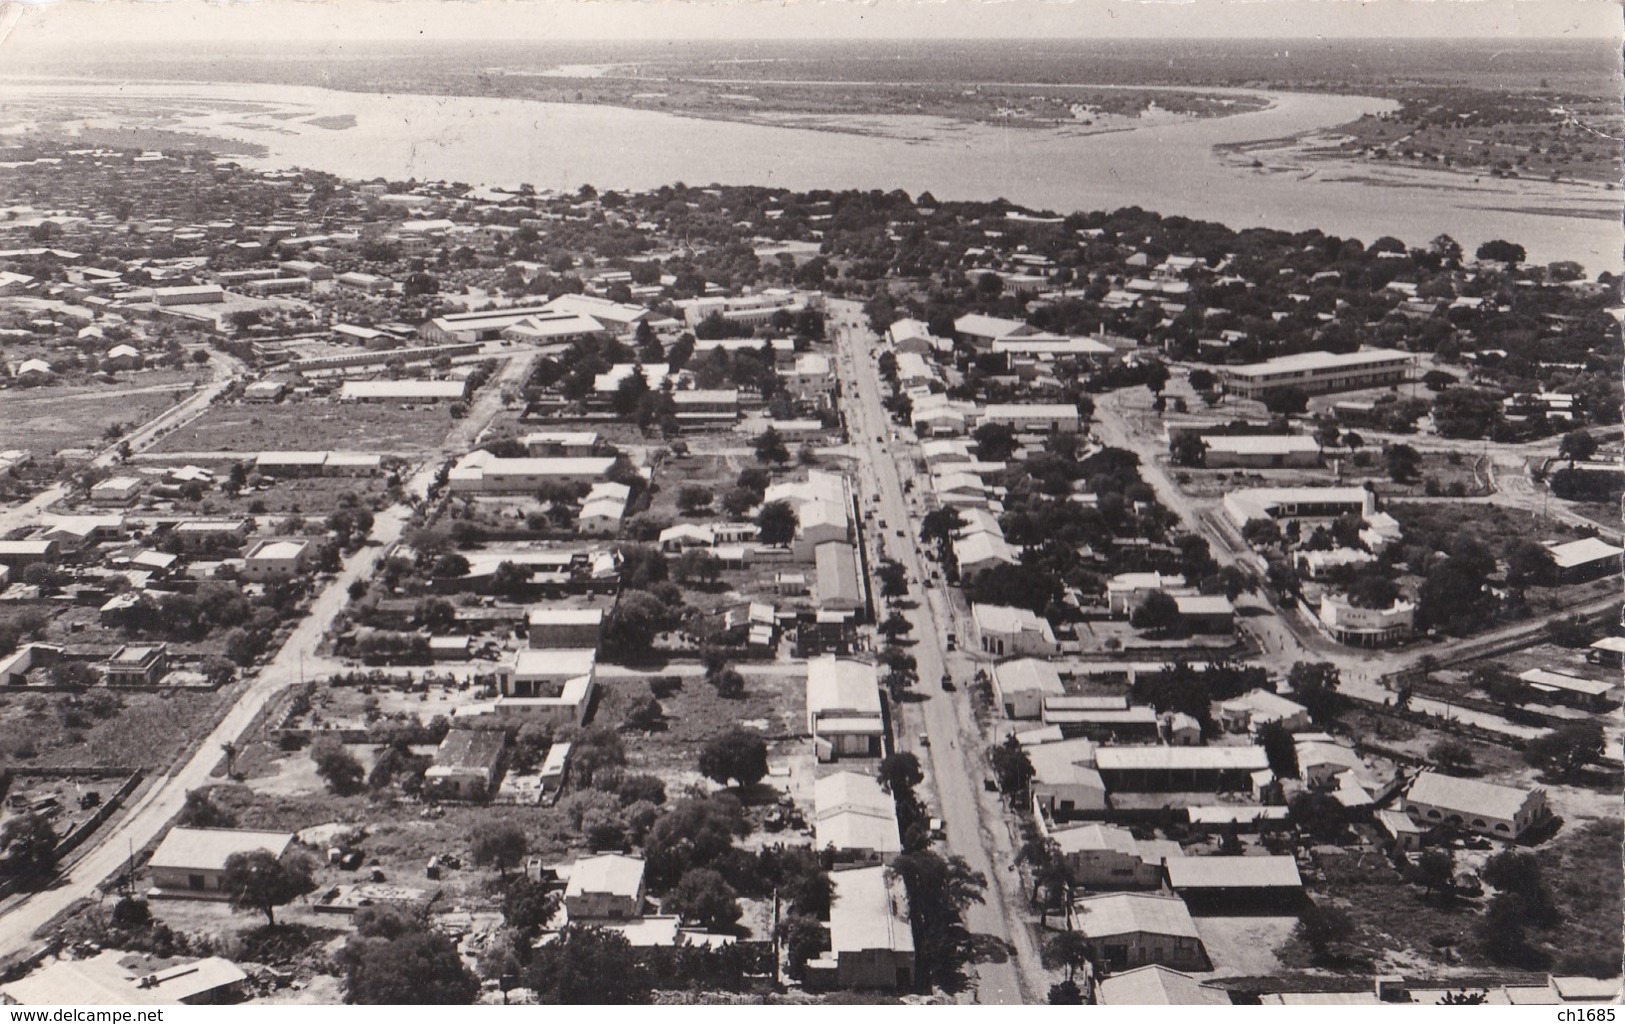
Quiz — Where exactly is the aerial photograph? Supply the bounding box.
[0,0,1618,1009]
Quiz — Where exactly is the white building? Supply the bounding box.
[242,539,314,581]
[1317,594,1415,647]
[813,771,901,864]
[971,603,1058,658]
[991,658,1065,720]
[806,655,883,762]
[1403,772,1549,839]
[1218,347,1415,399]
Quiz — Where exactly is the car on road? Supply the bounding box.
[941,674,955,691]
[928,817,946,839]
[945,634,957,650]
[918,733,930,748]
[895,529,905,538]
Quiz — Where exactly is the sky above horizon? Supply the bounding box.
[2,0,1621,50]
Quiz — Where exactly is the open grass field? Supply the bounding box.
[1386,500,1586,557]
[0,683,240,770]
[152,399,455,454]
[0,373,203,455]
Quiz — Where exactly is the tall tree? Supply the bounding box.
[222,849,315,927]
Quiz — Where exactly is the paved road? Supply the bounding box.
[829,299,1039,1005]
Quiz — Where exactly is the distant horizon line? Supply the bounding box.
[16,34,1615,47]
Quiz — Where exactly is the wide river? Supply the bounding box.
[6,79,1620,270]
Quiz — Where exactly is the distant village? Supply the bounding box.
[0,141,1617,1007]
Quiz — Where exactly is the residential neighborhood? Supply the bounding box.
[0,134,1617,1009]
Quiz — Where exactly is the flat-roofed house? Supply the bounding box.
[971,603,1058,658]
[494,648,596,727]
[1072,892,1209,972]
[242,380,286,404]
[1544,537,1623,584]
[339,380,468,403]
[1218,348,1415,399]
[1588,636,1625,667]
[242,539,314,581]
[806,655,883,762]
[1028,738,1107,820]
[423,728,506,801]
[564,854,646,921]
[1403,771,1549,839]
[1199,434,1322,469]
[1094,746,1270,793]
[0,951,248,1006]
[991,658,1064,719]
[90,476,143,506]
[147,827,295,898]
[524,431,599,457]
[807,865,915,991]
[527,607,603,650]
[103,644,167,686]
[1049,823,1184,889]
[1098,965,1230,1006]
[814,771,901,864]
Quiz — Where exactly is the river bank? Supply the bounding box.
[3,76,1618,270]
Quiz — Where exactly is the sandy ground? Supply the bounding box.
[1195,915,1299,977]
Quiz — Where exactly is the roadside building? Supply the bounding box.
[1403,772,1550,839]
[814,541,864,614]
[254,451,330,477]
[970,603,1058,658]
[1041,702,1161,743]
[1028,738,1108,820]
[1223,486,1375,528]
[1317,594,1415,647]
[421,304,557,344]
[1544,537,1623,584]
[1218,348,1415,399]
[243,380,287,403]
[806,655,884,762]
[527,607,603,650]
[1516,668,1614,711]
[147,827,295,899]
[813,771,902,865]
[1072,892,1209,972]
[1048,823,1183,889]
[90,476,143,506]
[494,649,596,727]
[446,451,616,493]
[807,865,915,991]
[991,658,1065,719]
[102,344,143,371]
[1097,965,1230,1006]
[423,728,507,801]
[1587,636,1625,667]
[564,854,646,921]
[1174,595,1234,634]
[980,403,1082,435]
[338,380,468,403]
[150,285,225,306]
[524,431,599,457]
[242,539,315,582]
[1199,434,1321,469]
[954,532,1019,576]
[1375,808,1426,853]
[102,644,167,686]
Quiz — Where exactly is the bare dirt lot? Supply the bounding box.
[0,372,205,454]
[152,400,456,454]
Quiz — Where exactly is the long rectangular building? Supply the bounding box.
[1219,348,1415,399]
